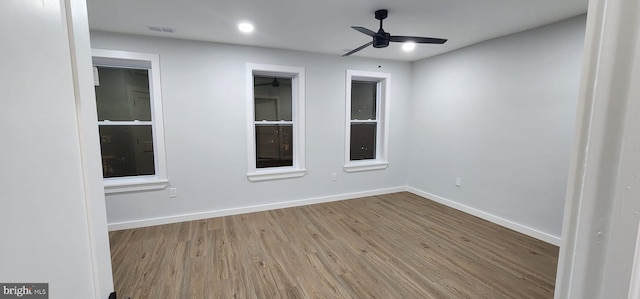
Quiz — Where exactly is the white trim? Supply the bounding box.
[350,119,379,123]
[92,49,169,193]
[98,121,152,126]
[104,178,168,194]
[345,70,391,172]
[631,224,640,299]
[555,0,640,298]
[246,168,307,182]
[108,187,405,231]
[92,49,154,68]
[343,161,389,172]
[254,121,293,125]
[246,63,306,181]
[407,187,561,246]
[65,0,114,297]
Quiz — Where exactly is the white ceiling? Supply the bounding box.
[87,0,588,62]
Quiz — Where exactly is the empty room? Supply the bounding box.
[3,0,640,298]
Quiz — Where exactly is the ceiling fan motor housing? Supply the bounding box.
[373,33,390,48]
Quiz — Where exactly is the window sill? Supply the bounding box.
[247,168,307,182]
[344,161,389,173]
[104,177,169,194]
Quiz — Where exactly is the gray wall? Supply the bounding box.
[90,32,412,226]
[92,15,586,241]
[408,15,586,238]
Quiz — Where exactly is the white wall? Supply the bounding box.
[1,0,111,297]
[408,16,586,242]
[90,32,412,227]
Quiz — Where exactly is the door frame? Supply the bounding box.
[65,0,115,297]
[555,0,640,297]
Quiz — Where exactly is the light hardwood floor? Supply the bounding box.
[109,192,558,298]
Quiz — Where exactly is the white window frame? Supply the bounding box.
[92,49,168,193]
[344,70,390,172]
[246,63,306,181]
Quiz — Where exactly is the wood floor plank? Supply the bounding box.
[110,192,559,298]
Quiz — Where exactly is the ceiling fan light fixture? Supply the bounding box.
[238,22,254,33]
[402,42,416,51]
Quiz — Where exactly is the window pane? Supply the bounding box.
[95,67,152,121]
[350,123,377,160]
[99,125,155,178]
[255,125,293,168]
[254,76,292,121]
[351,81,377,120]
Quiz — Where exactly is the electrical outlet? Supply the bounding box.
[170,187,177,198]
[332,173,337,181]
[455,178,462,187]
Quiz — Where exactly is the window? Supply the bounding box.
[344,70,390,172]
[246,64,306,181]
[92,49,168,193]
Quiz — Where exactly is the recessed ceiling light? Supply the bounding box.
[238,22,254,33]
[402,42,416,51]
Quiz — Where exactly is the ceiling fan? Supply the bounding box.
[254,77,281,87]
[343,9,448,57]
[254,77,293,88]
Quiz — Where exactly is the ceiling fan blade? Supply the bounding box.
[389,36,448,44]
[351,26,376,37]
[342,41,374,57]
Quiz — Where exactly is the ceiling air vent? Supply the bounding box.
[148,26,175,33]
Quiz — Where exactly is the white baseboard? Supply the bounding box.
[406,187,561,246]
[108,186,561,246]
[107,187,406,231]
